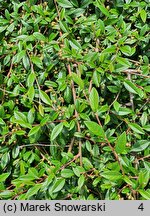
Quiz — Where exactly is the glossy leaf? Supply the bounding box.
[89,87,99,112]
[84,121,105,138]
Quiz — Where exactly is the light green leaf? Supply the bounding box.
[61,169,74,178]
[128,123,145,134]
[101,171,122,181]
[28,126,41,136]
[120,45,133,56]
[113,101,120,112]
[33,32,46,41]
[84,121,105,138]
[89,87,99,112]
[124,80,143,96]
[31,56,43,69]
[102,45,116,54]
[71,72,84,89]
[78,175,85,189]
[14,111,27,123]
[140,9,147,23]
[116,56,130,67]
[25,184,41,199]
[95,2,110,17]
[69,39,82,50]
[51,178,65,193]
[115,132,126,154]
[39,90,51,105]
[27,86,35,102]
[138,189,150,200]
[82,157,93,170]
[57,0,73,8]
[0,173,10,183]
[130,140,150,152]
[27,73,35,87]
[51,122,63,141]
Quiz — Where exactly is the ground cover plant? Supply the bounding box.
[0,0,150,200]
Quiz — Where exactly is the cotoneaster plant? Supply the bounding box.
[0,0,149,200]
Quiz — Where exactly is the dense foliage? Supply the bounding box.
[0,0,150,200]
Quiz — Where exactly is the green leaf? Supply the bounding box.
[51,178,65,193]
[117,107,132,115]
[27,73,35,87]
[82,157,93,170]
[25,184,41,199]
[27,86,35,102]
[140,112,148,127]
[140,9,147,23]
[71,72,84,89]
[50,122,63,141]
[130,140,150,152]
[14,111,27,123]
[102,45,116,54]
[33,32,46,41]
[89,87,99,112]
[115,132,126,154]
[120,45,133,56]
[57,0,73,8]
[0,173,10,183]
[138,189,150,200]
[95,2,110,17]
[28,126,41,137]
[101,171,122,181]
[113,101,120,112]
[104,114,110,125]
[138,169,149,189]
[84,121,105,138]
[0,118,5,125]
[124,80,143,97]
[39,90,51,105]
[69,39,82,50]
[128,123,145,134]
[116,56,130,67]
[31,56,43,69]
[61,169,74,178]
[78,174,85,189]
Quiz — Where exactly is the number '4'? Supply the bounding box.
[138,203,144,211]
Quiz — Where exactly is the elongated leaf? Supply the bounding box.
[51,178,65,193]
[25,184,41,199]
[28,125,41,136]
[130,140,150,152]
[39,90,51,105]
[71,72,84,89]
[140,9,147,23]
[89,87,99,112]
[138,189,150,200]
[57,0,73,8]
[14,111,27,123]
[69,39,82,50]
[124,80,140,95]
[0,173,10,182]
[51,122,63,141]
[33,32,46,41]
[95,2,110,17]
[115,131,126,154]
[84,121,105,138]
[128,123,145,134]
[101,171,122,181]
[61,169,74,178]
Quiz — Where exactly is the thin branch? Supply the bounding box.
[67,64,82,166]
[122,69,150,78]
[68,137,75,153]
[59,153,80,170]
